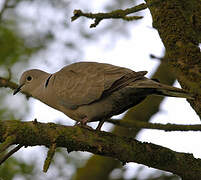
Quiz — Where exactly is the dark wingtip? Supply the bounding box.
[151,78,160,83]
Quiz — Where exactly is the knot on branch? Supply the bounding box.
[71,9,83,21]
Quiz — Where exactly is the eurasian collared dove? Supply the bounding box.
[13,62,193,130]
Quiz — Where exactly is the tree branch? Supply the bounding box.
[0,76,31,98]
[43,143,56,172]
[107,119,201,131]
[0,144,22,165]
[0,0,9,20]
[71,3,147,28]
[0,77,18,90]
[0,0,16,20]
[145,0,201,119]
[0,120,201,179]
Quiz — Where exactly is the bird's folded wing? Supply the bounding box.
[52,62,147,109]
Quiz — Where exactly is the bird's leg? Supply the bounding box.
[96,120,105,131]
[74,117,93,130]
[81,117,89,125]
[74,121,79,125]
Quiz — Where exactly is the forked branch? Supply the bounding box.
[71,3,147,28]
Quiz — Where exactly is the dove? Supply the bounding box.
[13,62,194,130]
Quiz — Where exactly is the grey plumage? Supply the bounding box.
[13,62,194,130]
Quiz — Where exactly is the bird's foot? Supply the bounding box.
[74,117,93,130]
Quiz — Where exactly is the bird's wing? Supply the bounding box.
[52,62,147,109]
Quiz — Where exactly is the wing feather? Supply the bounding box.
[52,62,146,109]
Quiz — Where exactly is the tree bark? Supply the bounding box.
[146,0,201,118]
[0,120,201,179]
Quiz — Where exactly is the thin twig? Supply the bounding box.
[71,3,147,28]
[7,68,12,80]
[0,76,18,89]
[43,143,56,172]
[106,119,201,131]
[0,76,31,98]
[0,0,11,20]
[0,144,23,165]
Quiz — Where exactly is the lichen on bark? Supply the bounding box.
[146,0,201,118]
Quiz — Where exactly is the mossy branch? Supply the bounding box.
[107,119,201,131]
[71,3,147,28]
[145,0,201,119]
[43,143,56,172]
[0,135,16,153]
[0,120,201,179]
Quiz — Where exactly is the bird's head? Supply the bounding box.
[13,69,49,96]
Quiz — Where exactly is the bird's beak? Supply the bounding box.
[13,84,24,95]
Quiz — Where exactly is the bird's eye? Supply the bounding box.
[26,76,32,81]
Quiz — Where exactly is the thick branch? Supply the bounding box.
[0,120,201,179]
[145,0,201,118]
[71,3,147,28]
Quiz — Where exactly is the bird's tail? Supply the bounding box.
[155,86,194,99]
[132,78,194,100]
